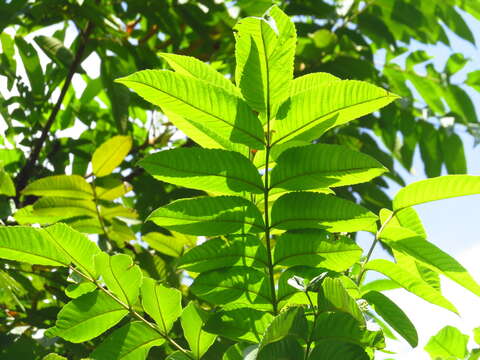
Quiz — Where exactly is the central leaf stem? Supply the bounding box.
[264,115,278,315]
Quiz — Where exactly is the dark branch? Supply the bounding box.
[14,21,95,203]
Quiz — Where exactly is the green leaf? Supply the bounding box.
[162,110,248,156]
[142,232,186,258]
[95,253,143,307]
[289,73,340,96]
[15,37,44,96]
[0,224,100,276]
[234,5,296,117]
[204,305,274,343]
[393,175,480,211]
[445,53,469,75]
[44,223,101,278]
[46,290,128,343]
[441,130,467,174]
[312,312,384,348]
[91,321,165,360]
[270,144,386,191]
[42,354,67,360]
[223,343,255,360]
[181,302,217,359]
[466,70,480,92]
[147,196,264,236]
[273,230,361,272]
[22,175,93,199]
[271,192,378,233]
[65,282,96,299]
[318,277,365,325]
[92,135,132,177]
[178,235,268,272]
[271,80,399,145]
[365,259,457,313]
[116,70,265,149]
[139,148,264,195]
[259,306,307,348]
[29,197,97,220]
[474,327,480,345]
[385,207,427,239]
[424,326,468,359]
[308,341,369,360]
[141,277,182,334]
[96,181,133,201]
[34,35,82,71]
[0,167,15,196]
[362,291,418,347]
[190,267,272,309]
[360,279,400,293]
[258,337,304,360]
[381,227,480,298]
[166,352,194,360]
[160,53,239,95]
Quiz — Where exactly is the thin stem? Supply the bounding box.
[69,266,192,358]
[14,20,95,200]
[304,291,318,360]
[356,211,396,285]
[264,143,278,314]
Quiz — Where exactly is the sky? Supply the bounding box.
[1,4,480,359]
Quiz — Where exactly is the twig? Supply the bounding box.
[356,211,395,285]
[14,20,95,202]
[69,266,192,357]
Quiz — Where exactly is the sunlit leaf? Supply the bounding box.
[92,135,132,177]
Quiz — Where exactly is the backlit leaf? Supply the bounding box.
[116,70,265,149]
[271,192,378,233]
[271,80,398,145]
[147,196,264,236]
[270,144,386,191]
[46,290,128,343]
[22,175,93,199]
[139,148,264,195]
[393,175,480,211]
[91,321,165,360]
[95,253,143,306]
[181,302,217,359]
[141,278,182,334]
[178,235,268,272]
[92,135,132,177]
[363,291,418,347]
[365,259,457,313]
[273,230,361,271]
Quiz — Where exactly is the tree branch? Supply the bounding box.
[14,21,95,201]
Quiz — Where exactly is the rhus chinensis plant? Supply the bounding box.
[3,6,480,360]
